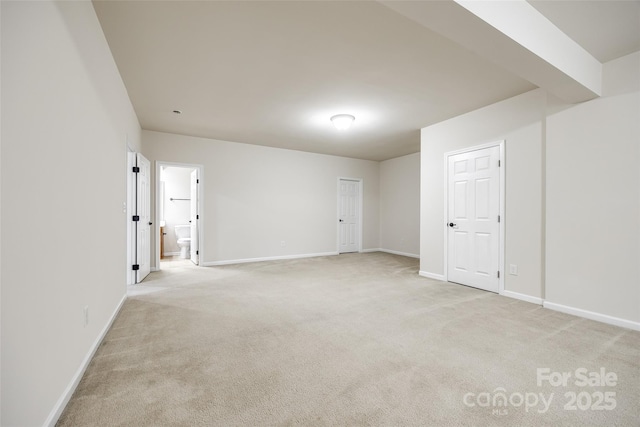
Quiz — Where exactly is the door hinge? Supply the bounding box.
[132,166,140,173]
[498,160,501,167]
[132,264,140,271]
[197,179,199,184]
[196,250,199,255]
[132,215,140,222]
[497,271,500,278]
[498,215,501,223]
[196,214,199,220]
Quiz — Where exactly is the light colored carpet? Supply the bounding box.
[57,252,639,426]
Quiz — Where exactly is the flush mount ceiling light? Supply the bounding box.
[330,114,355,131]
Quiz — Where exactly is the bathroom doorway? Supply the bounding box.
[156,162,203,270]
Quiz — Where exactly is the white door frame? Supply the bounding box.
[135,153,152,282]
[126,147,136,286]
[189,169,200,265]
[336,177,363,253]
[443,140,505,293]
[155,161,205,270]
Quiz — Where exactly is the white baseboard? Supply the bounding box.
[500,290,543,305]
[45,294,127,427]
[202,251,338,267]
[163,251,180,256]
[419,270,445,281]
[150,267,159,272]
[202,249,419,267]
[360,248,381,253]
[379,248,420,259]
[361,248,420,259]
[543,301,640,331]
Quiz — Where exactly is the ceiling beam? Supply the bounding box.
[380,0,602,103]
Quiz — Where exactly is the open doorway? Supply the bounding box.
[156,162,203,270]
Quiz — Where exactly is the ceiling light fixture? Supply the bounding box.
[330,114,355,131]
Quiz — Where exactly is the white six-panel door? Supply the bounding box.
[136,153,151,282]
[447,145,500,292]
[338,179,360,253]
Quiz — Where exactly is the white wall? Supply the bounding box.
[161,166,194,255]
[379,153,420,257]
[1,2,141,425]
[545,52,640,324]
[142,130,380,267]
[420,51,640,326]
[421,89,545,299]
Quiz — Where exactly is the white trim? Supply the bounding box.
[45,295,127,427]
[202,251,338,267]
[443,140,505,293]
[543,301,640,331]
[419,270,445,281]
[349,248,420,259]
[150,267,160,272]
[443,140,506,158]
[498,142,505,293]
[379,248,420,259]
[360,248,381,253]
[442,152,447,281]
[155,161,204,271]
[337,177,363,254]
[500,290,543,305]
[126,149,136,286]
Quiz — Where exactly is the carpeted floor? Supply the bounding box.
[57,252,639,426]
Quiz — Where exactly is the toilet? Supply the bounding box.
[174,225,191,259]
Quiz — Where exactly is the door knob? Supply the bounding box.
[448,222,456,228]
[149,222,153,226]
[339,219,344,222]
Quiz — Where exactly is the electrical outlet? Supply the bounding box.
[509,264,518,275]
[83,306,89,327]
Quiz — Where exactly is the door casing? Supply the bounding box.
[126,148,136,286]
[136,153,152,282]
[190,169,199,265]
[155,161,204,270]
[443,141,505,293]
